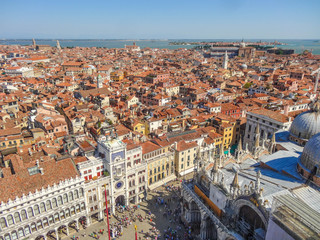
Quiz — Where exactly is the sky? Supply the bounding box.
[1,0,320,39]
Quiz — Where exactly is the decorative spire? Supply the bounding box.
[231,171,240,189]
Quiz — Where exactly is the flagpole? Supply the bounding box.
[135,225,138,240]
[105,189,111,240]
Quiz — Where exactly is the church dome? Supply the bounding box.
[299,132,320,177]
[289,101,320,143]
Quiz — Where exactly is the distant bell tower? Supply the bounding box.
[32,38,36,47]
[56,40,61,50]
[97,74,103,88]
[223,51,228,69]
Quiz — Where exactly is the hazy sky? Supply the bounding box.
[1,0,319,39]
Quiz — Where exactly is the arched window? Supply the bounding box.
[48,216,54,224]
[46,200,52,210]
[11,232,17,240]
[24,226,31,235]
[63,194,68,203]
[36,220,42,229]
[76,205,80,213]
[40,202,46,213]
[89,196,93,203]
[70,207,75,215]
[7,215,14,226]
[57,196,63,205]
[81,202,85,211]
[74,190,79,199]
[60,211,65,220]
[4,234,10,240]
[21,210,27,220]
[93,195,97,201]
[79,188,84,197]
[54,213,59,222]
[43,218,48,227]
[52,198,57,208]
[33,205,40,215]
[27,207,33,217]
[69,192,74,201]
[14,213,20,223]
[18,228,24,238]
[65,209,70,217]
[0,217,7,228]
[30,223,37,232]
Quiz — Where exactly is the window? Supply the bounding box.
[14,213,20,223]
[74,190,79,199]
[60,211,65,220]
[18,228,24,238]
[7,215,14,226]
[40,202,46,213]
[27,207,34,217]
[65,209,70,217]
[0,218,7,228]
[63,194,68,203]
[36,220,42,229]
[54,213,59,222]
[80,188,84,197]
[52,198,58,207]
[43,218,48,227]
[58,196,63,205]
[34,205,40,215]
[149,170,152,175]
[46,200,52,210]
[48,215,54,224]
[31,223,36,232]
[181,164,183,169]
[24,226,31,235]
[21,210,27,220]
[71,207,75,215]
[11,231,18,240]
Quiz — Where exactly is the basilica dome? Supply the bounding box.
[289,101,320,145]
[299,132,320,178]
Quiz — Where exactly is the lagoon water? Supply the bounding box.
[1,39,320,54]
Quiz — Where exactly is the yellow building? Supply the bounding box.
[132,121,146,135]
[141,141,175,189]
[174,140,198,176]
[110,71,124,81]
[212,115,240,151]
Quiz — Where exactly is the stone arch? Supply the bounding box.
[4,233,11,240]
[233,199,267,238]
[202,215,218,240]
[58,225,68,236]
[115,195,125,206]
[46,229,56,240]
[35,235,45,240]
[189,201,201,235]
[10,231,17,240]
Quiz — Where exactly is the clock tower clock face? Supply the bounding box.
[115,181,123,189]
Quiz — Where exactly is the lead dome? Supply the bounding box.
[289,101,320,145]
[298,132,320,182]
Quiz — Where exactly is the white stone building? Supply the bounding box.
[244,109,292,151]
